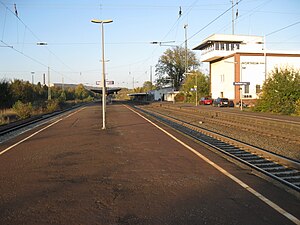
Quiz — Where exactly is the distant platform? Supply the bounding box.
[89,87,122,95]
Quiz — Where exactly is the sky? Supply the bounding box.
[0,0,300,89]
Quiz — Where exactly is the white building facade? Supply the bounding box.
[150,87,176,101]
[193,34,300,104]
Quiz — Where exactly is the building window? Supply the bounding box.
[235,43,240,50]
[231,43,234,51]
[215,42,219,50]
[256,85,261,94]
[221,43,225,50]
[226,43,229,51]
[244,85,249,94]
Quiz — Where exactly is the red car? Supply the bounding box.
[199,97,213,105]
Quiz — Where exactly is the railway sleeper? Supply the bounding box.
[239,155,263,160]
[263,167,292,173]
[283,176,300,182]
[220,146,240,150]
[231,152,254,157]
[246,159,270,164]
[292,182,300,187]
[226,150,248,154]
[211,143,233,148]
[253,162,281,168]
[274,171,300,178]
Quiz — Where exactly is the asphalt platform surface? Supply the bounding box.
[0,103,299,225]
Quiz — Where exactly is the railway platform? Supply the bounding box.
[0,102,299,225]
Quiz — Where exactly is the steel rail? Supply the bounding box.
[161,103,300,125]
[145,105,300,144]
[0,104,84,137]
[135,106,300,192]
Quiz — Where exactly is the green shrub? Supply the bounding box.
[13,101,33,119]
[83,95,94,102]
[46,99,60,113]
[254,67,300,115]
[294,99,300,116]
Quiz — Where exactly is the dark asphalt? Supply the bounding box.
[0,103,299,225]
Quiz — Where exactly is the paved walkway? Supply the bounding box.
[0,103,299,225]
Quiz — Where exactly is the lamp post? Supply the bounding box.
[36,42,51,100]
[91,19,113,130]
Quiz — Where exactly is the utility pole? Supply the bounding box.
[31,71,35,84]
[62,76,65,92]
[264,35,267,80]
[184,24,188,74]
[43,73,45,86]
[132,76,135,89]
[150,65,152,84]
[48,66,51,100]
[231,0,234,34]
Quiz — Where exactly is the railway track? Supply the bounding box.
[0,104,85,140]
[147,103,300,144]
[135,105,300,192]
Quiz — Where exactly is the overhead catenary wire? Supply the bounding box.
[0,1,79,83]
[266,21,300,37]
[126,0,201,86]
[187,0,243,43]
[0,39,77,83]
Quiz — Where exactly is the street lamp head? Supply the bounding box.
[37,42,48,45]
[91,19,113,24]
[150,40,175,45]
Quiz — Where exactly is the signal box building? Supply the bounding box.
[193,34,300,104]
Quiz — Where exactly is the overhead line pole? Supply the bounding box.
[231,0,234,34]
[184,24,188,75]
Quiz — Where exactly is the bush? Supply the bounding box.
[254,67,300,115]
[174,92,185,102]
[46,99,60,113]
[13,101,33,119]
[83,95,94,102]
[294,99,300,116]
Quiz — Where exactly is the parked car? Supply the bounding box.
[212,97,229,107]
[199,97,213,105]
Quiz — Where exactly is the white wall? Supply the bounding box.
[211,57,235,99]
[240,56,265,99]
[152,87,174,101]
[210,55,300,101]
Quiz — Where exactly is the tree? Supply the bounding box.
[75,84,89,100]
[142,81,154,92]
[155,46,200,90]
[0,80,12,111]
[254,67,300,115]
[10,79,35,103]
[180,71,210,103]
